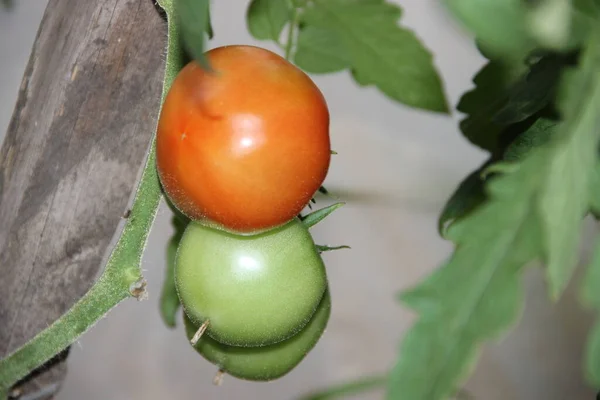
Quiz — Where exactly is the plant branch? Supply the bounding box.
[284,5,299,60]
[0,0,181,396]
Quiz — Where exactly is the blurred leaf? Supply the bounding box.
[301,0,448,113]
[502,118,558,162]
[298,375,387,400]
[493,54,567,124]
[574,0,600,15]
[247,0,291,42]
[456,59,526,151]
[294,26,350,73]
[206,1,214,39]
[301,202,344,228]
[444,0,536,60]
[393,31,600,399]
[391,145,545,399]
[538,35,600,299]
[457,54,567,152]
[316,244,351,253]
[438,166,488,239]
[175,0,212,69]
[446,0,591,59]
[526,0,572,50]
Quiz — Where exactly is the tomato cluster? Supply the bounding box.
[156,45,333,381]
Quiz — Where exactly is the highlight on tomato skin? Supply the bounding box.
[156,44,331,234]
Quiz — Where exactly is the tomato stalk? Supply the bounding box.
[0,1,181,397]
[284,5,300,60]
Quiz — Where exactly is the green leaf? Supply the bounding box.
[456,59,526,151]
[438,166,488,239]
[526,0,572,50]
[503,118,558,163]
[301,0,448,113]
[574,0,600,15]
[301,202,344,228]
[316,244,351,253]
[444,0,536,60]
[246,0,291,42]
[538,35,600,299]
[457,54,566,152]
[294,26,350,73]
[175,0,212,69]
[390,148,544,399]
[493,54,567,125]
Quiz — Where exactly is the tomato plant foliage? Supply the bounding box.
[247,0,449,112]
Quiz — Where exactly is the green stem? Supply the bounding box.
[299,375,387,400]
[0,1,181,396]
[284,6,299,60]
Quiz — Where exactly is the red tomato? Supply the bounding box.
[156,45,331,234]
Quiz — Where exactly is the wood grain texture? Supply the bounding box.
[0,0,166,397]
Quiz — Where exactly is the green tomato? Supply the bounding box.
[184,290,331,381]
[175,218,327,346]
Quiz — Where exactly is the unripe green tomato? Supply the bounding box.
[184,290,331,381]
[175,218,327,346]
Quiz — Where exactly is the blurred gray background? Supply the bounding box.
[0,1,597,399]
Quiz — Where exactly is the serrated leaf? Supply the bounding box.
[457,54,566,152]
[438,167,488,239]
[301,202,344,228]
[301,0,448,113]
[538,35,600,299]
[390,147,544,399]
[316,244,351,253]
[175,0,211,69]
[294,26,350,73]
[456,59,526,151]
[247,0,291,42]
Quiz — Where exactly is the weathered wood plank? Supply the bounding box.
[0,0,166,397]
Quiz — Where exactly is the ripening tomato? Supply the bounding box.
[175,217,327,347]
[184,290,331,381]
[156,45,331,234]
